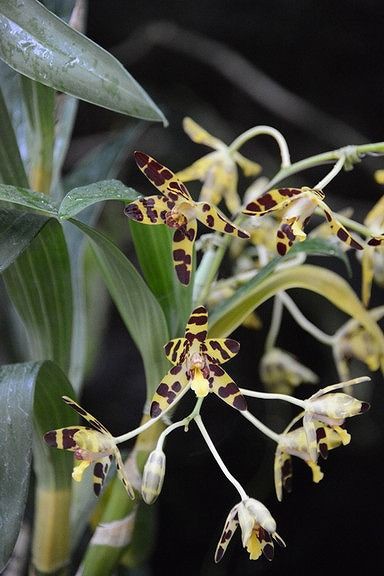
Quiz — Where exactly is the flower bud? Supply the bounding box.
[141,449,166,505]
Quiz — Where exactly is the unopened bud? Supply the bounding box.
[141,450,166,505]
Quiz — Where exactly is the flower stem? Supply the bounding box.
[194,415,248,500]
[240,389,305,409]
[264,295,284,351]
[240,410,281,443]
[278,291,336,346]
[315,155,345,189]
[230,125,291,168]
[156,397,204,450]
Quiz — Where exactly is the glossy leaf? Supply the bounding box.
[71,219,170,396]
[0,87,28,187]
[208,263,384,371]
[0,360,75,572]
[0,208,48,272]
[0,0,166,123]
[130,221,193,336]
[59,180,138,220]
[3,219,73,374]
[0,183,57,214]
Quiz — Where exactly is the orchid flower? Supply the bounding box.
[124,151,249,285]
[260,347,318,395]
[302,378,370,461]
[243,186,363,256]
[274,420,345,501]
[215,498,285,562]
[44,396,134,498]
[149,306,247,418]
[176,117,261,214]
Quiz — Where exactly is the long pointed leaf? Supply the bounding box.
[208,264,384,372]
[71,219,169,396]
[0,183,58,214]
[0,0,166,123]
[0,360,75,572]
[3,219,73,374]
[0,87,28,187]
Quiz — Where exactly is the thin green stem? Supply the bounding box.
[264,295,284,351]
[240,388,305,409]
[156,397,204,450]
[230,125,291,168]
[241,410,281,443]
[194,415,248,500]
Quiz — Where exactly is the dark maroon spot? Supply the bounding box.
[316,427,326,441]
[224,223,235,233]
[238,229,249,239]
[233,395,247,411]
[186,227,196,241]
[168,191,179,201]
[62,428,79,449]
[173,249,192,265]
[171,340,182,362]
[175,263,190,285]
[156,383,171,398]
[134,151,148,168]
[188,312,207,325]
[170,364,183,375]
[280,187,300,197]
[277,230,284,239]
[202,203,210,212]
[263,542,274,561]
[209,363,223,376]
[277,242,287,255]
[124,204,143,222]
[225,339,240,353]
[368,237,382,246]
[206,215,214,227]
[93,482,102,497]
[244,201,260,212]
[218,381,237,397]
[172,381,182,392]
[160,210,167,220]
[258,193,277,210]
[173,228,185,243]
[194,306,206,314]
[350,238,363,250]
[164,341,173,357]
[360,401,370,413]
[93,462,104,479]
[161,168,173,180]
[319,442,328,460]
[337,228,348,241]
[281,223,296,241]
[324,210,332,222]
[150,402,161,418]
[44,430,58,448]
[215,546,225,562]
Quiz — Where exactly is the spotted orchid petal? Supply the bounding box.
[149,365,190,418]
[182,116,226,150]
[194,201,249,238]
[215,504,239,563]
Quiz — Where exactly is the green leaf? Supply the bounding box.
[59,180,138,220]
[0,0,166,123]
[71,219,170,396]
[0,183,58,214]
[0,87,28,187]
[130,221,193,336]
[21,77,55,194]
[3,219,73,374]
[0,360,75,572]
[208,264,384,369]
[0,208,47,272]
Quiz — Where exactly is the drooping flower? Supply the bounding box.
[332,306,384,380]
[274,420,345,501]
[302,378,370,461]
[149,305,247,418]
[124,151,249,285]
[176,117,261,214]
[359,195,384,306]
[44,396,134,498]
[260,347,318,395]
[243,186,363,256]
[215,498,285,562]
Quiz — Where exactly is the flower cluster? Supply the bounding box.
[44,121,383,566]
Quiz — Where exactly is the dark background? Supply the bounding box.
[70,2,384,575]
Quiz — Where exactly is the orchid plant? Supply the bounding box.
[0,2,383,576]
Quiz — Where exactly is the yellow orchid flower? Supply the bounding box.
[44,396,134,498]
[243,186,363,256]
[215,498,285,562]
[149,306,247,418]
[176,117,261,214]
[125,151,249,285]
[302,378,370,462]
